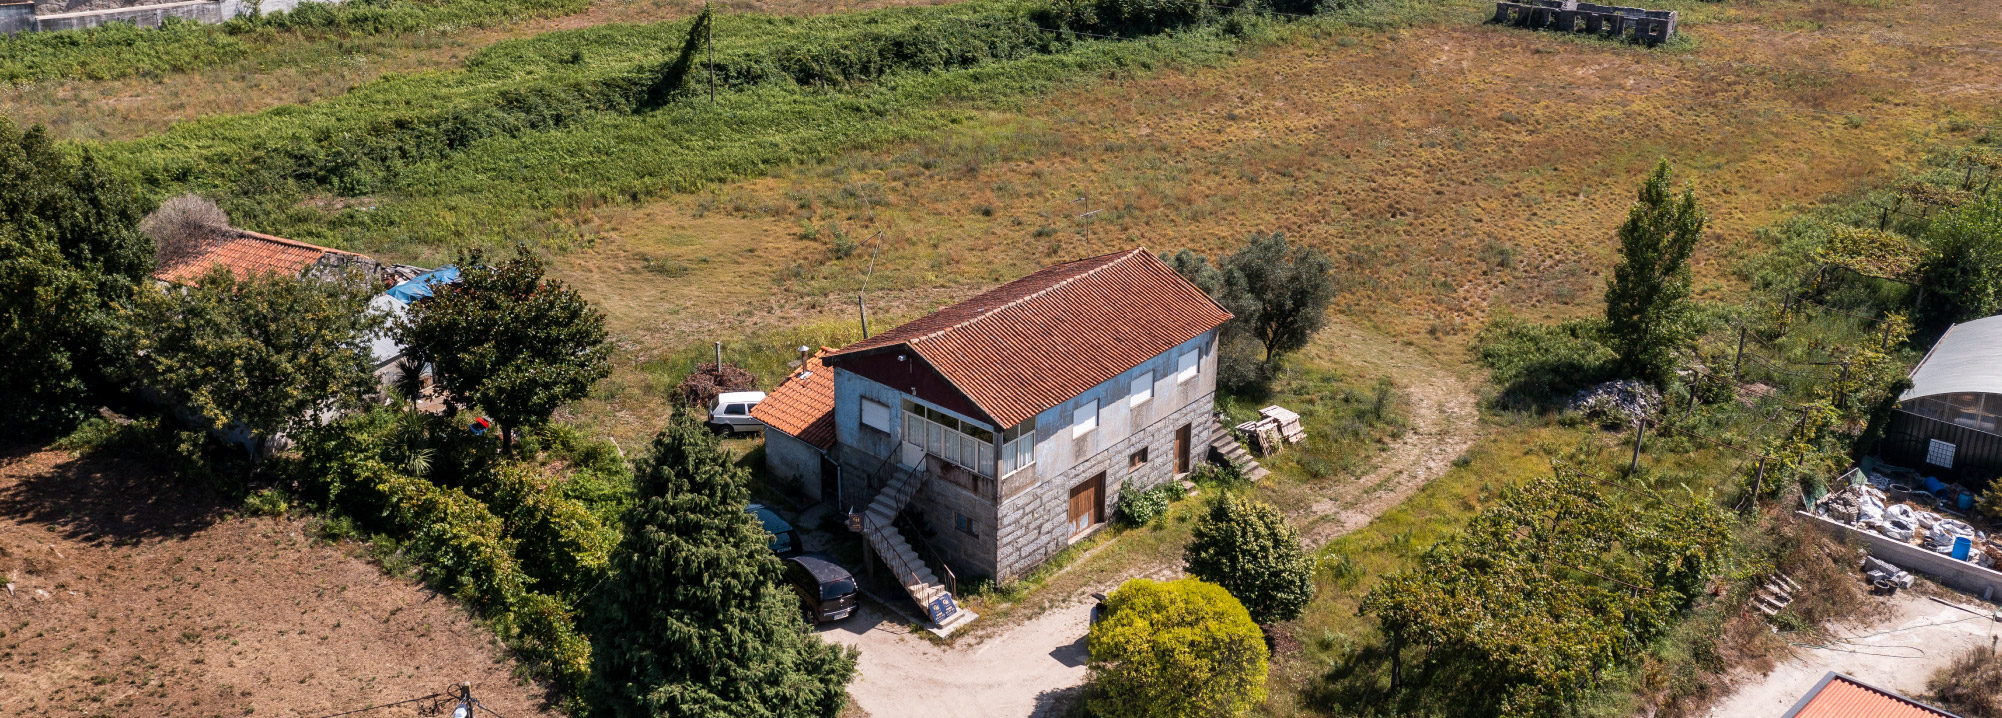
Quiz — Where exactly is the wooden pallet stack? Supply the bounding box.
[1236,405,1306,456]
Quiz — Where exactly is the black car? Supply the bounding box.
[783,553,859,625]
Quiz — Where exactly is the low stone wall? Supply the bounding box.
[4,0,341,34]
[1798,511,2002,601]
[1491,0,1677,45]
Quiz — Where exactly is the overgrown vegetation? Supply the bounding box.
[1930,645,2002,718]
[0,117,152,438]
[0,0,593,84]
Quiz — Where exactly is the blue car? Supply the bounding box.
[747,504,802,557]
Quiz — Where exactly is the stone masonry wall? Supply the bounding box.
[909,476,1001,581]
[993,392,1216,580]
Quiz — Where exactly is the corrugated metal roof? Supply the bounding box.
[824,249,1232,428]
[151,228,353,286]
[1783,673,1962,718]
[752,349,837,450]
[1904,314,2002,401]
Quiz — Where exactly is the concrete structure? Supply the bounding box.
[757,249,1232,629]
[1799,512,2002,601]
[1884,315,2002,489]
[2,0,341,35]
[753,350,839,503]
[1491,0,1678,45]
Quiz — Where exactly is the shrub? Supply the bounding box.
[1475,312,1614,411]
[1184,492,1315,624]
[1930,645,2002,718]
[1086,578,1268,718]
[1115,481,1177,527]
[139,193,230,268]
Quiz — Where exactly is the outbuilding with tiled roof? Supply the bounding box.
[753,349,839,502]
[1781,672,1962,718]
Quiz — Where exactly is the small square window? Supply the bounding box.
[1927,439,1957,468]
[955,512,978,537]
[1073,399,1099,437]
[1129,448,1148,468]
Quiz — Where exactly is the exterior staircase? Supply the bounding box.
[859,463,976,634]
[1209,415,1269,481]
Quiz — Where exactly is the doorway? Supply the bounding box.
[1174,423,1193,474]
[1068,473,1105,537]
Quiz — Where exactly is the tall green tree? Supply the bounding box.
[1915,194,2002,331]
[400,245,611,453]
[1227,232,1338,363]
[0,118,152,435]
[1184,492,1316,625]
[1604,160,1705,384]
[129,265,383,457]
[584,413,857,718]
[1086,578,1269,718]
[1161,234,1337,392]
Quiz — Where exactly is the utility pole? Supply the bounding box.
[858,232,884,339]
[1071,196,1102,246]
[714,341,723,368]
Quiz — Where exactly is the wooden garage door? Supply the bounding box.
[1068,473,1105,537]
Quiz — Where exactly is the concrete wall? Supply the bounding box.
[6,0,344,35]
[762,428,825,503]
[1799,512,2002,600]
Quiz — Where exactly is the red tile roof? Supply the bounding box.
[824,248,1232,428]
[752,349,837,450]
[152,228,354,286]
[1783,673,1961,718]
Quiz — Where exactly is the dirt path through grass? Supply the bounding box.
[0,448,560,717]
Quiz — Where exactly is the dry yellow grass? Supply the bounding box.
[545,0,1999,411]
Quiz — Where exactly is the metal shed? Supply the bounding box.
[1882,314,2002,489]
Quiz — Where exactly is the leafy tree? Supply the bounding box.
[1184,492,1315,624]
[0,118,152,435]
[129,265,383,457]
[1361,465,1730,716]
[1226,231,1338,364]
[1915,194,2002,331]
[584,413,857,718]
[1604,161,1705,384]
[400,245,612,453]
[1086,578,1268,718]
[1161,236,1336,392]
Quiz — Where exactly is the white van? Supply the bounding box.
[707,391,768,434]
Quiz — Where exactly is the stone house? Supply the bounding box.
[758,248,1231,627]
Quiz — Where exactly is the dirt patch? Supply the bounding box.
[0,448,560,717]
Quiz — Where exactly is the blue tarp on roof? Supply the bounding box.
[384,265,459,303]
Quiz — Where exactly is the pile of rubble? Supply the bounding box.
[1567,380,1662,426]
[1816,483,1995,568]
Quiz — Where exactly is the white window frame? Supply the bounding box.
[1129,370,1153,407]
[901,400,997,478]
[1002,418,1037,476]
[1073,399,1099,437]
[1176,348,1200,384]
[860,397,891,432]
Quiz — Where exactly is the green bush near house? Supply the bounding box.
[1086,578,1269,718]
[1184,491,1315,625]
[1115,481,1178,527]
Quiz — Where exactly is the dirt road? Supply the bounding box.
[0,448,560,717]
[829,325,1481,718]
[1704,591,2002,716]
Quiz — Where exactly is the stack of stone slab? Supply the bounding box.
[1490,0,1678,45]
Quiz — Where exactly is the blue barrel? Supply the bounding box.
[1923,476,1948,493]
[1959,492,1976,511]
[1953,535,1973,561]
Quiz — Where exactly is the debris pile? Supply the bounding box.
[1813,482,1997,569]
[1862,556,1915,591]
[1567,380,1662,426]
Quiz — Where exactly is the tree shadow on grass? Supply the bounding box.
[1303,640,1515,718]
[0,443,228,545]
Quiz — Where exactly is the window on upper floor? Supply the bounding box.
[860,397,891,432]
[1130,370,1153,407]
[1002,418,1037,475]
[1176,348,1200,383]
[901,400,996,478]
[1073,399,1098,437]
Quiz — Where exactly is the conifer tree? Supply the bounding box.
[1604,161,1705,385]
[584,413,856,718]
